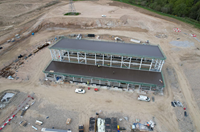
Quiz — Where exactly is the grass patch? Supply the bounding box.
[113,0,200,29]
[64,12,80,16]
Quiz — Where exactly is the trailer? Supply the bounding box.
[89,117,97,132]
[41,128,72,132]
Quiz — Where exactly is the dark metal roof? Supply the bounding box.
[50,38,165,59]
[44,61,164,87]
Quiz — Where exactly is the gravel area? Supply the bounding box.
[8,97,79,132]
[170,41,194,48]
[181,59,200,110]
[166,66,195,132]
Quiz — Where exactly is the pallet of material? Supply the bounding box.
[0,70,15,78]
[33,49,39,54]
[38,43,50,50]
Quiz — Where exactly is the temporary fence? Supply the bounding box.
[0,93,34,131]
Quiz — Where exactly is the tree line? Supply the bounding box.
[128,0,200,21]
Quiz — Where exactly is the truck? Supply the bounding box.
[89,117,96,132]
[41,128,72,132]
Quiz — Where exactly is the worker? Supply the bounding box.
[97,65,100,68]
[87,81,89,85]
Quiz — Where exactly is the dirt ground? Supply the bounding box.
[1,0,200,132]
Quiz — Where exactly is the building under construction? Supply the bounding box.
[43,37,166,92]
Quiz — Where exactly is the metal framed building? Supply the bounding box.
[44,37,166,93]
[43,61,165,92]
[49,38,166,72]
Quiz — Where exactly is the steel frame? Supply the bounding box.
[49,49,165,72]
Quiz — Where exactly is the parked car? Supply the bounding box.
[79,125,84,132]
[21,110,26,117]
[176,101,183,107]
[171,102,176,107]
[25,105,30,110]
[19,121,27,127]
[137,95,150,102]
[75,89,85,94]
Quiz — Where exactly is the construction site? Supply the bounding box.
[0,0,200,132]
[44,37,165,93]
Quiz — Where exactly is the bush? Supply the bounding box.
[64,12,80,16]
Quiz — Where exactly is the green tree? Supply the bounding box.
[197,8,200,21]
[168,0,177,5]
[155,5,161,11]
[149,2,157,9]
[161,3,173,13]
[141,1,147,6]
[124,0,200,22]
[189,6,198,19]
[185,0,194,7]
[154,0,168,6]
[173,3,188,16]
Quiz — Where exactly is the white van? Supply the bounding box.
[138,95,150,102]
[35,120,43,126]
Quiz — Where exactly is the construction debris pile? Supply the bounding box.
[132,119,155,131]
[0,42,50,78]
[0,65,15,78]
[33,43,50,54]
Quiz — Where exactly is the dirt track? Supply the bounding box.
[1,0,200,132]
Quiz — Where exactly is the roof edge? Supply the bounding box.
[49,47,166,60]
[158,44,167,60]
[43,70,162,87]
[49,37,166,60]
